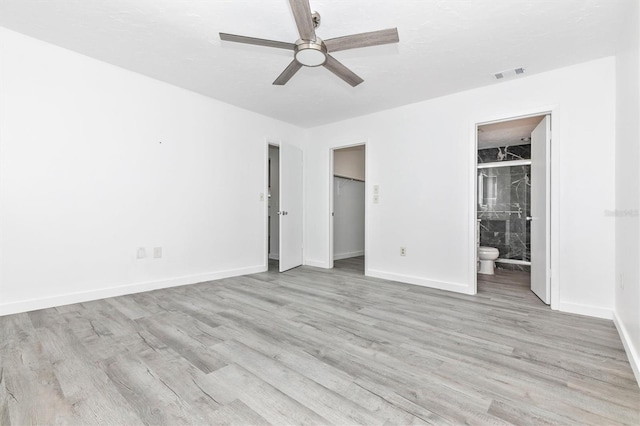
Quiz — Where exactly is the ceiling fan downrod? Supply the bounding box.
[311,11,320,29]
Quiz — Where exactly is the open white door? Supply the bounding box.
[279,143,303,272]
[530,115,551,304]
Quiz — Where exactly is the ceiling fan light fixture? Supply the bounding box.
[294,41,327,67]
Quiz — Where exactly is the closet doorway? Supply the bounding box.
[329,144,366,274]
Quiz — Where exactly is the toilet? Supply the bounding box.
[478,246,499,275]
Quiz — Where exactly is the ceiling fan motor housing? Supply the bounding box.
[294,38,327,67]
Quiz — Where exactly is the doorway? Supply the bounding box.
[265,141,303,273]
[268,144,280,272]
[330,144,366,274]
[475,113,551,305]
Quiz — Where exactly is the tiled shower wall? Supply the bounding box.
[478,144,530,163]
[478,145,531,269]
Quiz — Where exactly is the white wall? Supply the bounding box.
[333,177,365,260]
[614,0,640,383]
[305,57,617,318]
[268,145,280,259]
[0,28,304,315]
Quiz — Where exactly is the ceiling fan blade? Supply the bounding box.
[323,55,364,87]
[273,60,303,85]
[289,0,316,41]
[220,33,295,50]
[325,28,399,52]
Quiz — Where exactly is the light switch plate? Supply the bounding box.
[136,248,146,259]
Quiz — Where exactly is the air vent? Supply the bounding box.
[493,67,526,80]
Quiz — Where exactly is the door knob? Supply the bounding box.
[526,216,533,221]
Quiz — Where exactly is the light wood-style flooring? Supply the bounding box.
[1,257,638,425]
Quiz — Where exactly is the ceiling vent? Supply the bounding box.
[493,67,526,80]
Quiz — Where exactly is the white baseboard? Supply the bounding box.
[333,250,365,260]
[613,312,640,388]
[557,301,613,320]
[268,253,279,260]
[0,265,266,317]
[304,259,329,268]
[367,269,472,294]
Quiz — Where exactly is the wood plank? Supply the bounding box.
[202,364,330,425]
[211,339,386,425]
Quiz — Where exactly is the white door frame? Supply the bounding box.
[328,141,369,273]
[264,140,280,269]
[471,106,560,311]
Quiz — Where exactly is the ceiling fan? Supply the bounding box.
[219,0,399,87]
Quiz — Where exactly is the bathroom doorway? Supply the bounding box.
[329,144,366,275]
[475,113,551,306]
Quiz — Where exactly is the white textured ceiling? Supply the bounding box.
[0,0,631,128]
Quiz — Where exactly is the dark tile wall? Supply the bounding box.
[478,159,531,263]
[478,144,531,164]
[497,263,531,272]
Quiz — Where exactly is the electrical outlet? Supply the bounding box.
[154,247,162,259]
[373,194,379,204]
[259,193,265,202]
[400,247,406,256]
